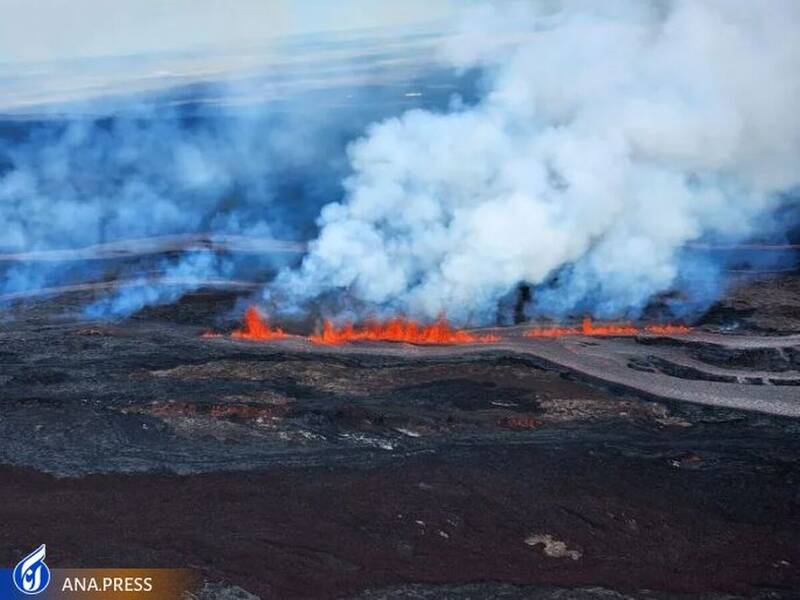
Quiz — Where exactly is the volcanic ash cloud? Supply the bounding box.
[275,0,800,322]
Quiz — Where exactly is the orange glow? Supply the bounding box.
[310,317,500,345]
[230,306,287,341]
[526,316,691,338]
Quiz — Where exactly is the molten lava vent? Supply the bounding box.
[309,317,499,345]
[526,317,691,338]
[230,306,287,341]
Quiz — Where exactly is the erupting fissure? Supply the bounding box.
[230,306,287,341]
[206,309,690,346]
[525,317,691,338]
[310,317,500,345]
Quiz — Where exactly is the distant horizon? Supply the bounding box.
[0,22,453,114]
[0,0,463,64]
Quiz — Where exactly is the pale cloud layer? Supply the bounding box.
[0,0,461,65]
[0,0,465,112]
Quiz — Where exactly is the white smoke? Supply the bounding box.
[275,0,800,322]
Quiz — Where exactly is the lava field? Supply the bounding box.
[1,272,799,599]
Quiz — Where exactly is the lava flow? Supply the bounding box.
[526,316,691,338]
[310,317,500,345]
[230,306,287,341]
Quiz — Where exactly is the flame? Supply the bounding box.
[230,306,287,341]
[209,309,689,346]
[526,316,691,338]
[310,317,499,345]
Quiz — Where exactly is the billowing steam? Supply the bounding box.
[2,0,798,323]
[0,105,344,313]
[275,0,800,322]
[0,29,463,315]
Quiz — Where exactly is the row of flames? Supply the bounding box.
[525,316,692,338]
[203,306,691,345]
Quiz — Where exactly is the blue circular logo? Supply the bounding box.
[12,545,51,595]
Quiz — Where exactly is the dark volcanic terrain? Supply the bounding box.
[1,274,799,599]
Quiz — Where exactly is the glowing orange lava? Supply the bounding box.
[310,317,500,345]
[230,306,287,341]
[526,316,691,338]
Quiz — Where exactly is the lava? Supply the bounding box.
[215,310,689,345]
[230,306,287,341]
[310,317,500,345]
[526,316,691,338]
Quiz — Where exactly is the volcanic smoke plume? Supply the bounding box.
[275,0,800,323]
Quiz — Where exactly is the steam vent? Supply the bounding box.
[1,2,799,599]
